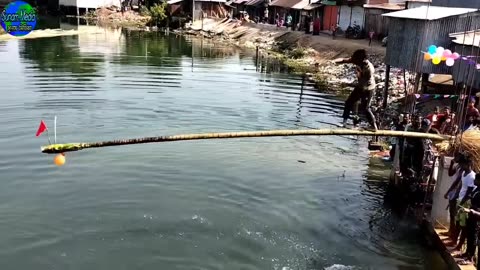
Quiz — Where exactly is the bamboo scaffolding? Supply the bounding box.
[41,129,452,154]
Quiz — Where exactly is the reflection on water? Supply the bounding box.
[0,25,446,270]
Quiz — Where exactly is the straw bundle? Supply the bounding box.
[456,129,480,172]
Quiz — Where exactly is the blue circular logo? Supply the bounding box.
[0,1,37,37]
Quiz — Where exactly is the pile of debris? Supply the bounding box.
[87,6,150,26]
[317,54,413,103]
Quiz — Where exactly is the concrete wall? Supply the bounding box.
[431,156,452,228]
[338,5,364,31]
[433,0,478,8]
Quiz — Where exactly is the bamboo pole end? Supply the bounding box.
[41,143,84,154]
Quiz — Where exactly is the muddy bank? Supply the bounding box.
[179,18,414,116]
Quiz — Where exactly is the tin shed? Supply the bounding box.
[450,30,480,91]
[382,6,480,74]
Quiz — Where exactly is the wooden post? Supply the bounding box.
[256,45,259,68]
[412,72,421,112]
[383,64,390,110]
[421,73,429,93]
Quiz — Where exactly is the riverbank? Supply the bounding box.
[82,6,151,27]
[179,18,413,119]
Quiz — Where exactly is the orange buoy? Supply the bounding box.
[54,153,66,166]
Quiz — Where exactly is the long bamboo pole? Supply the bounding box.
[41,129,451,154]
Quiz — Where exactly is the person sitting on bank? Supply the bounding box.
[333,49,378,130]
[464,98,480,131]
[426,106,443,133]
[440,113,458,136]
[465,116,480,131]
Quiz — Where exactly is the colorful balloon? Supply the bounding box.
[446,58,455,67]
[436,47,445,55]
[428,45,437,55]
[424,53,432,60]
[443,49,452,58]
[441,56,447,61]
[54,153,66,166]
[432,57,441,65]
[452,52,460,60]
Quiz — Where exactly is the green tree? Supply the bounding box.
[149,2,168,26]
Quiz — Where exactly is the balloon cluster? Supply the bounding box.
[424,45,460,66]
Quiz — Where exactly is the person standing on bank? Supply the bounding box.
[333,49,378,130]
[444,155,464,242]
[454,159,477,252]
[459,174,480,264]
[460,175,480,268]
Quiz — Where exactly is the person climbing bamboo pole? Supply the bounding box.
[333,49,378,130]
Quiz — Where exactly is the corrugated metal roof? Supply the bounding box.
[194,0,227,2]
[363,3,404,10]
[303,3,322,10]
[245,0,264,6]
[270,0,303,9]
[291,0,310,9]
[450,30,480,47]
[382,6,478,20]
[233,0,248,3]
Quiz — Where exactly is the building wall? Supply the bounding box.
[338,5,364,31]
[453,44,480,90]
[407,1,430,9]
[59,0,77,7]
[322,5,338,30]
[430,156,450,228]
[364,8,389,37]
[433,0,477,8]
[59,0,122,8]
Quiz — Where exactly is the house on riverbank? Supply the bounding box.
[449,30,480,93]
[59,0,121,15]
[381,6,480,105]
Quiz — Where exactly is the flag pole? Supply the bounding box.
[46,128,52,145]
[54,116,57,144]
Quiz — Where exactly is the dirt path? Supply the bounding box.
[276,30,386,62]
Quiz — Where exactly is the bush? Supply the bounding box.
[139,5,151,16]
[149,2,168,26]
[289,47,306,59]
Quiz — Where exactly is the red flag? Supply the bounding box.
[36,120,48,137]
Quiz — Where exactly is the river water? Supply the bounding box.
[0,26,446,270]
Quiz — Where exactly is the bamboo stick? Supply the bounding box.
[40,129,451,154]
